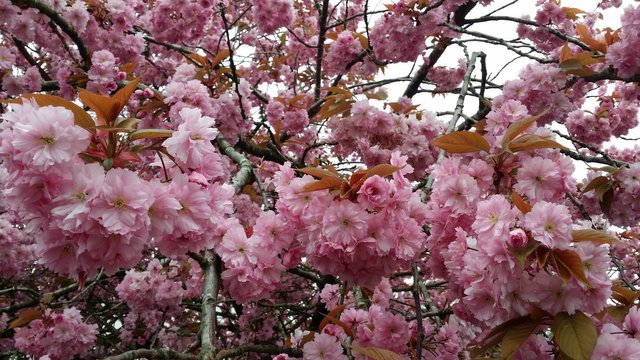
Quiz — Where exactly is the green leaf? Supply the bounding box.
[552,311,597,360]
[129,129,173,141]
[432,131,491,153]
[500,318,541,360]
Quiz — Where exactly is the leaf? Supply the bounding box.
[599,187,614,215]
[611,283,639,306]
[115,117,140,130]
[317,100,353,121]
[572,229,618,245]
[551,249,592,288]
[210,49,231,68]
[469,316,539,358]
[302,177,345,193]
[317,303,354,338]
[297,167,342,180]
[501,110,549,150]
[559,43,572,64]
[112,78,140,115]
[500,318,541,360]
[582,176,610,193]
[78,89,118,125]
[432,131,490,153]
[552,311,597,360]
[575,24,608,53]
[511,192,532,214]
[129,129,173,141]
[560,59,597,77]
[508,240,540,268]
[360,164,400,183]
[3,94,96,134]
[563,7,585,20]
[508,135,567,152]
[318,303,348,333]
[349,345,404,360]
[9,308,42,329]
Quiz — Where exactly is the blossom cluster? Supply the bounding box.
[0,102,233,279]
[329,99,443,180]
[13,307,97,360]
[272,153,429,287]
[606,5,640,79]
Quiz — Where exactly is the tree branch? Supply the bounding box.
[199,250,219,360]
[104,349,198,360]
[313,0,331,102]
[14,0,91,70]
[403,37,451,98]
[215,344,302,360]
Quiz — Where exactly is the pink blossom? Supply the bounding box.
[322,201,368,248]
[90,168,153,235]
[5,101,90,169]
[508,228,528,248]
[358,175,392,208]
[514,156,563,202]
[163,107,219,167]
[302,333,346,360]
[523,201,573,249]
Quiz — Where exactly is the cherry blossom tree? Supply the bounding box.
[1,0,640,359]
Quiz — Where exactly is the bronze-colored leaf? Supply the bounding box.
[302,178,344,193]
[508,134,567,152]
[552,249,592,288]
[9,308,42,329]
[349,345,404,360]
[582,176,610,194]
[511,192,532,214]
[501,110,548,150]
[432,131,491,153]
[500,318,541,360]
[129,129,173,141]
[571,229,618,245]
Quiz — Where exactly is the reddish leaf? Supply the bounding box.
[508,134,567,153]
[318,303,354,338]
[78,89,118,125]
[611,283,639,306]
[297,167,343,181]
[432,131,490,153]
[302,177,344,193]
[210,49,231,67]
[582,176,610,194]
[349,345,404,360]
[9,308,42,329]
[318,303,347,333]
[552,249,592,288]
[572,229,618,245]
[112,78,140,116]
[511,192,532,214]
[560,59,597,77]
[501,110,548,150]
